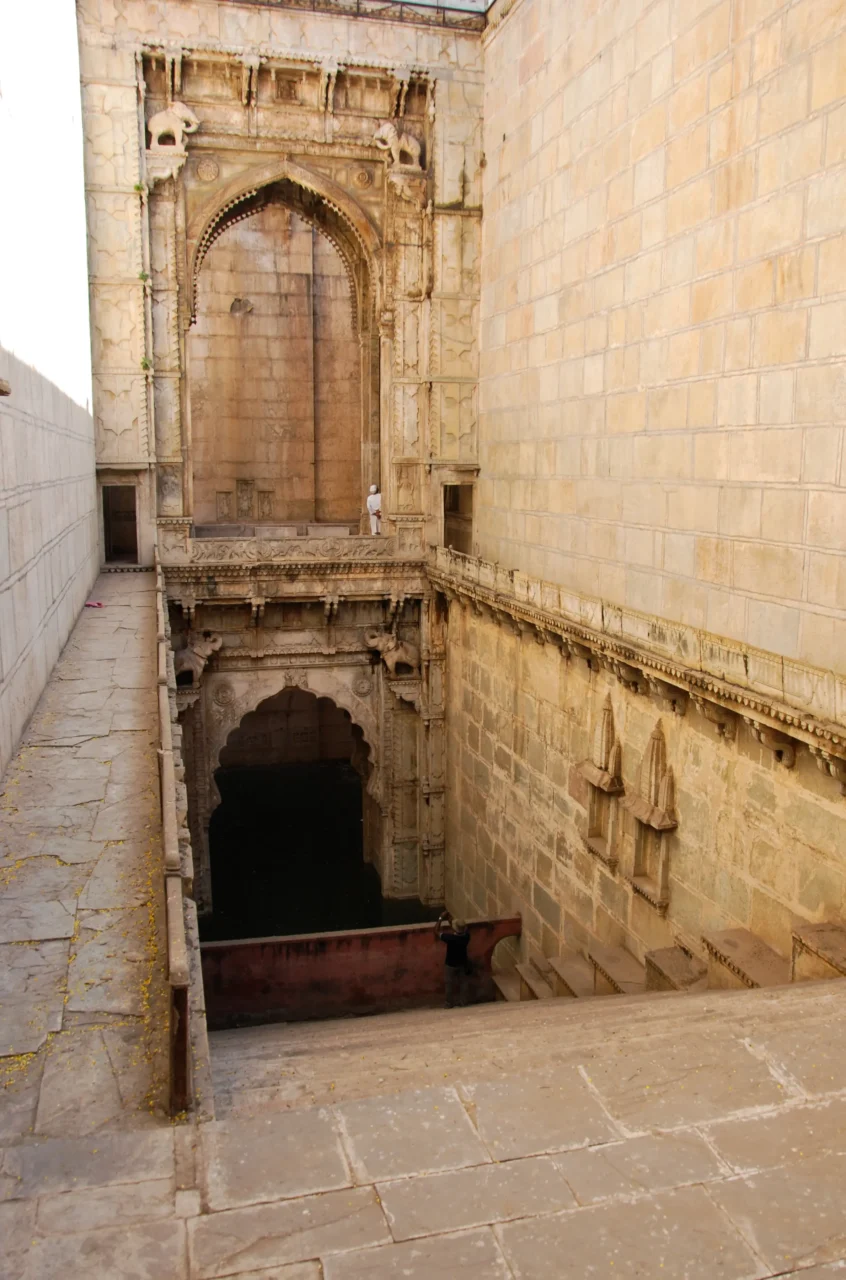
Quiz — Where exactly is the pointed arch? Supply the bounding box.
[188,159,382,331]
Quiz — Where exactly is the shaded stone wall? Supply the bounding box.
[444,598,846,966]
[0,349,98,774]
[479,0,846,671]
[190,207,361,525]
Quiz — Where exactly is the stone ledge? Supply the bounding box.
[645,946,708,993]
[702,928,790,990]
[792,923,846,983]
[429,547,846,763]
[587,943,647,996]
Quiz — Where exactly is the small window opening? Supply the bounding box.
[103,485,138,564]
[443,484,473,555]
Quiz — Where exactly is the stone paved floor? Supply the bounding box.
[3,576,846,1277]
[4,978,846,1276]
[0,571,169,1147]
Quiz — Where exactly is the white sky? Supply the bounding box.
[0,1,93,410]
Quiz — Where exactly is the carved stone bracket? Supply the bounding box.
[691,694,737,740]
[578,761,624,794]
[743,718,796,768]
[387,676,425,715]
[608,658,647,694]
[810,746,846,796]
[146,148,188,186]
[646,676,689,716]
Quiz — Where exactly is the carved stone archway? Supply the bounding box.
[185,164,382,528]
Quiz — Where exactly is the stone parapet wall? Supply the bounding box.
[0,349,98,775]
[435,548,846,968]
[478,0,846,672]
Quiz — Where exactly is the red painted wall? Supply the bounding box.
[201,916,522,1028]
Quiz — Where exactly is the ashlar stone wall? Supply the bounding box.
[479,0,846,672]
[0,349,98,775]
[444,597,846,966]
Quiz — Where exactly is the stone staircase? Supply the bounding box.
[493,921,846,1010]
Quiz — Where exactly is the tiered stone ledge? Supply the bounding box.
[791,922,846,983]
[429,547,846,795]
[702,928,791,991]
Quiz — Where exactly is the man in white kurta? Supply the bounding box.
[366,484,382,535]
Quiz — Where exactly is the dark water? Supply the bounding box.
[199,761,440,942]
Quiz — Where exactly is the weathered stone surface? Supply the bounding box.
[378,1155,575,1240]
[203,1108,351,1210]
[188,1187,390,1278]
[552,1132,724,1205]
[499,1186,762,1279]
[460,1069,617,1160]
[710,1152,846,1272]
[580,1030,786,1128]
[24,1219,187,1280]
[705,1097,846,1173]
[36,1177,175,1233]
[337,1086,489,1181]
[322,1227,512,1279]
[1,1128,173,1198]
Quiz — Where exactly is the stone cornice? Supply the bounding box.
[429,547,846,759]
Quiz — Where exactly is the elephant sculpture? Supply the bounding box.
[373,120,422,169]
[364,629,420,676]
[147,102,200,152]
[174,633,222,685]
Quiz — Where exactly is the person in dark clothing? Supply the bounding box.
[435,911,471,1007]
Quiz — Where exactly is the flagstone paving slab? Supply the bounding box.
[377,1154,576,1240]
[460,1067,618,1160]
[703,1096,846,1173]
[497,1184,765,1279]
[22,1218,187,1280]
[336,1085,490,1180]
[709,1151,846,1273]
[551,1131,725,1204]
[202,1107,351,1211]
[322,1226,513,1279]
[188,1187,391,1278]
[579,1030,787,1129]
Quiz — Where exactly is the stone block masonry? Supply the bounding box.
[0,347,98,776]
[479,0,846,673]
[442,587,846,967]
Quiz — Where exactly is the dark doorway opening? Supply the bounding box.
[102,485,138,563]
[198,688,438,942]
[443,483,473,554]
[202,760,381,941]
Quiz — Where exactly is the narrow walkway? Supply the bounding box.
[0,571,169,1144]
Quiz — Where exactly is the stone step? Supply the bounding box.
[791,922,846,983]
[702,928,790,990]
[645,946,708,993]
[515,961,555,1001]
[587,943,647,996]
[492,971,522,1002]
[547,951,596,999]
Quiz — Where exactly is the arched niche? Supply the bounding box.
[203,685,385,941]
[186,169,381,531]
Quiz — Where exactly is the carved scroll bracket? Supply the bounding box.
[810,746,846,796]
[743,718,796,768]
[691,694,737,740]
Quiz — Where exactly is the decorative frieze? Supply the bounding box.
[429,548,846,796]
